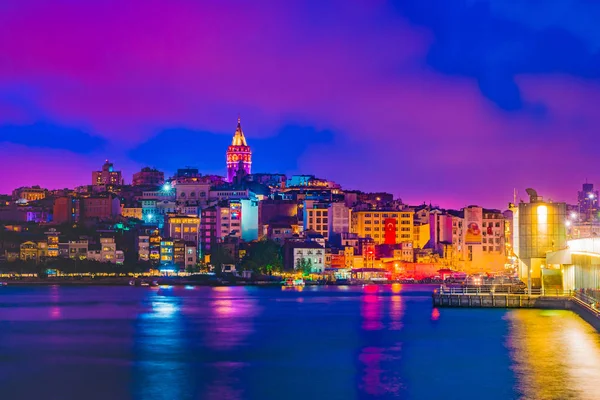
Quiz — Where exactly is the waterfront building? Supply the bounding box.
[184,242,197,270]
[137,235,150,261]
[149,230,161,263]
[164,215,200,244]
[547,237,600,291]
[283,240,325,273]
[92,160,123,186]
[160,240,174,265]
[351,208,414,245]
[58,240,88,260]
[45,228,60,257]
[12,186,47,202]
[460,206,506,273]
[19,241,48,262]
[132,167,164,187]
[87,237,124,264]
[167,239,198,271]
[512,188,567,290]
[226,117,252,182]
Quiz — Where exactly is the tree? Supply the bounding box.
[185,263,201,273]
[296,257,312,275]
[242,239,282,275]
[210,244,235,275]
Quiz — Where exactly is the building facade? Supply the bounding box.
[164,215,200,244]
[351,209,414,245]
[133,167,165,186]
[12,186,47,202]
[92,160,123,186]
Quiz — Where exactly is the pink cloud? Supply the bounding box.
[0,1,598,208]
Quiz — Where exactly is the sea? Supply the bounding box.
[1,284,599,400]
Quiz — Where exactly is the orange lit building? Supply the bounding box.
[351,209,414,245]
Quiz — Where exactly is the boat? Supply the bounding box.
[140,281,150,287]
[129,280,135,286]
[0,282,7,286]
[282,278,305,287]
[150,280,159,287]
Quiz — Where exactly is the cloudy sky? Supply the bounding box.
[1,0,599,208]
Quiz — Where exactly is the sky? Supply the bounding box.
[1,0,600,209]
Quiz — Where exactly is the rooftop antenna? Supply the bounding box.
[513,188,517,205]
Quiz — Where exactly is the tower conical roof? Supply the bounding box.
[231,116,248,146]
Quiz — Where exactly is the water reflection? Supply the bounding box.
[507,309,600,400]
[358,288,405,396]
[390,295,404,330]
[135,291,191,400]
[49,285,61,319]
[190,287,259,400]
[361,293,383,331]
[205,287,258,350]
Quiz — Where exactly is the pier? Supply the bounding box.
[433,286,600,331]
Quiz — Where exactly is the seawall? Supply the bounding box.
[433,292,600,332]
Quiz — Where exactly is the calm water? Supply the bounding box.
[1,284,600,400]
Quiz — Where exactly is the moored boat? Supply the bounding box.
[282,278,305,287]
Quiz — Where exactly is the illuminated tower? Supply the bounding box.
[226,117,252,182]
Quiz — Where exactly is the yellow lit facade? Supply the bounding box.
[160,240,174,263]
[19,241,48,262]
[122,207,142,220]
[351,210,414,245]
[413,223,430,249]
[166,215,200,243]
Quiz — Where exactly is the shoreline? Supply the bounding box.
[0,278,440,287]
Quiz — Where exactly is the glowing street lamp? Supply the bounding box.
[162,182,172,192]
[570,212,578,220]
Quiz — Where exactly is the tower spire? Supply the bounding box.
[226,115,252,182]
[231,115,247,146]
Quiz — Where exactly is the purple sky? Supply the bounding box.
[1,0,599,209]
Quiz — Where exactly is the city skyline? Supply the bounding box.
[2,1,600,208]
